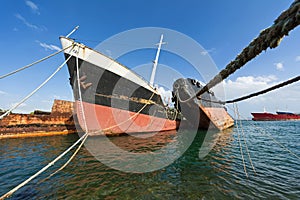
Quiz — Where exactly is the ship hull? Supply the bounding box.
[172,78,234,131]
[75,101,178,135]
[60,37,178,135]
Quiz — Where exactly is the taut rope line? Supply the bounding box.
[235,104,257,175]
[0,52,74,120]
[75,45,89,133]
[1,45,158,199]
[174,0,300,104]
[176,74,300,104]
[226,105,300,162]
[42,47,90,180]
[233,103,248,178]
[0,132,88,200]
[196,0,300,97]
[224,75,300,104]
[0,44,73,79]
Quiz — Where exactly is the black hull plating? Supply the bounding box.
[65,54,168,119]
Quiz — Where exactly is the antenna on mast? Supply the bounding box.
[150,34,166,87]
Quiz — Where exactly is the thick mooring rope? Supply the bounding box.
[196,0,300,97]
[224,75,300,104]
[43,45,90,180]
[188,75,300,105]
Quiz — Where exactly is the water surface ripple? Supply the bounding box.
[0,121,299,199]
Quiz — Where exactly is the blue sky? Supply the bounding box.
[0,0,299,118]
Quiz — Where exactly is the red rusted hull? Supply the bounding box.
[172,78,234,131]
[75,101,178,135]
[200,106,234,130]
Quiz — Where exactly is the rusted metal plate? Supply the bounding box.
[200,106,234,131]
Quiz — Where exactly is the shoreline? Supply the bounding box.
[0,100,80,139]
[0,130,77,139]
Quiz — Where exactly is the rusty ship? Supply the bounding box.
[60,35,234,135]
[172,78,234,131]
[60,35,179,135]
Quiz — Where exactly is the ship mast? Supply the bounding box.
[150,34,165,87]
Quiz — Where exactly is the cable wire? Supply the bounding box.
[0,44,73,79]
[0,54,73,120]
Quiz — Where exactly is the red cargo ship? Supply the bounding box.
[251,111,300,121]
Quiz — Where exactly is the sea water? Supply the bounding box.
[0,121,299,199]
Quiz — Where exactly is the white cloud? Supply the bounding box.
[223,75,277,92]
[223,75,277,96]
[25,1,40,15]
[0,90,7,95]
[200,48,215,56]
[274,62,284,71]
[15,13,45,31]
[296,56,300,62]
[37,41,61,51]
[157,87,172,106]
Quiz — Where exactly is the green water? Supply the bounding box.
[0,121,299,199]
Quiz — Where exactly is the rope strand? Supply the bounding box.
[196,0,300,97]
[235,105,257,175]
[42,46,90,180]
[177,75,300,105]
[225,75,300,104]
[0,53,73,120]
[75,47,89,133]
[227,106,300,162]
[0,132,88,200]
[0,44,73,79]
[233,103,248,178]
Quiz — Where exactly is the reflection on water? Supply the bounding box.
[84,129,198,173]
[0,121,299,199]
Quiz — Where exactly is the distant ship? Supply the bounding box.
[251,111,300,121]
